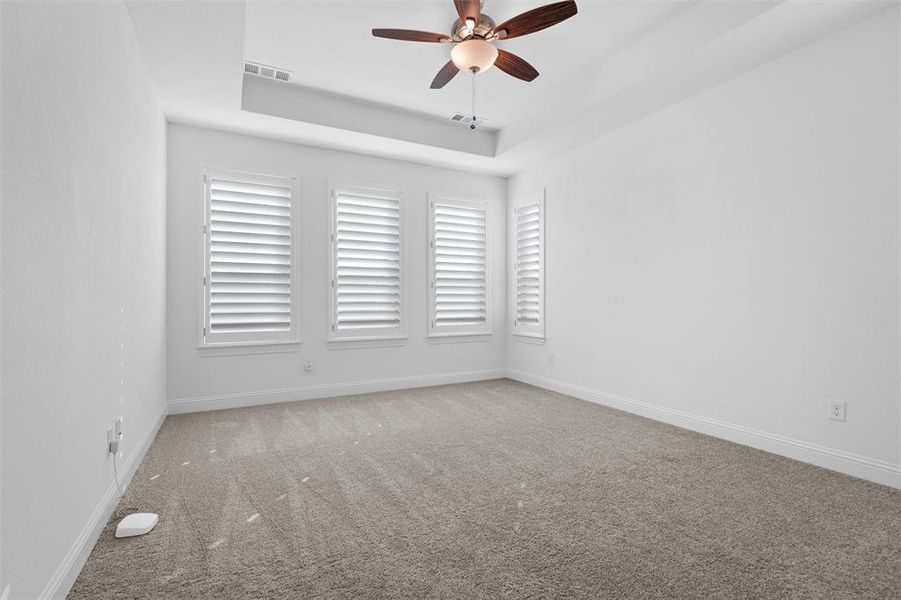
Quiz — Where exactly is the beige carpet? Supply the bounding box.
[70,379,901,599]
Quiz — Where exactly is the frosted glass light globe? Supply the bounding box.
[451,39,498,73]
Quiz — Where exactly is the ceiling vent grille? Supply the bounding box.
[243,61,292,83]
[449,112,487,128]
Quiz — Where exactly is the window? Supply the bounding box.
[202,168,299,348]
[428,196,489,337]
[330,185,404,342]
[512,191,545,339]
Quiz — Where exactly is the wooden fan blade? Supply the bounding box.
[495,49,539,82]
[494,1,577,40]
[454,0,481,26]
[431,60,460,89]
[372,29,451,43]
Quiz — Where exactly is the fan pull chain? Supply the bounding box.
[471,71,477,130]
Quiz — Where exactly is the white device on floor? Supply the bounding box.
[115,513,159,538]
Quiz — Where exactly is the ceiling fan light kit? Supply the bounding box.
[371,0,578,88]
[451,39,498,73]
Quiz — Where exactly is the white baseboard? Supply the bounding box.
[506,369,901,490]
[168,368,507,414]
[40,403,168,600]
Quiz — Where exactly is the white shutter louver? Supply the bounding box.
[430,198,489,335]
[513,195,544,339]
[204,169,297,345]
[332,187,403,338]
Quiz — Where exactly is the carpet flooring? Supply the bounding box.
[70,379,901,599]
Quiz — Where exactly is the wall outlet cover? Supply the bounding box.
[828,399,846,422]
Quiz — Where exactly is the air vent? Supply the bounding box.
[243,61,292,83]
[449,112,487,128]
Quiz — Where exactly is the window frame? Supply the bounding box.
[511,189,546,341]
[199,166,301,353]
[428,194,491,339]
[328,182,406,345]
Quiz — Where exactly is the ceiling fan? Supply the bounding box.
[372,0,578,89]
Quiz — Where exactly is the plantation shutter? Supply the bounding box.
[514,198,544,337]
[430,198,488,335]
[332,187,403,338]
[204,169,297,345]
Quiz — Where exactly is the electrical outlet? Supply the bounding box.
[548,354,555,366]
[107,427,118,454]
[828,399,846,422]
[115,416,124,438]
[304,359,313,373]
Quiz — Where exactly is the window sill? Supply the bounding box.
[198,340,302,357]
[428,332,492,344]
[512,333,546,346]
[327,336,408,350]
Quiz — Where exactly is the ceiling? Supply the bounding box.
[125,0,897,176]
[243,1,689,130]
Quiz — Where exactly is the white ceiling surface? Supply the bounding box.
[125,0,898,176]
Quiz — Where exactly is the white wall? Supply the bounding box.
[0,1,5,595]
[0,2,167,598]
[507,9,901,485]
[167,125,506,410]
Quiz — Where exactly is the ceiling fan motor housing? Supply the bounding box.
[451,15,496,42]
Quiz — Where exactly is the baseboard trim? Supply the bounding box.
[168,369,507,414]
[40,403,168,600]
[506,369,901,490]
